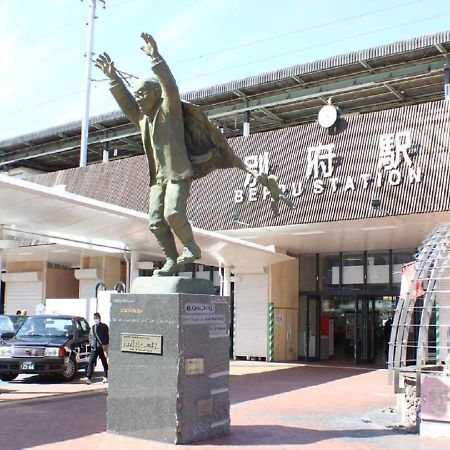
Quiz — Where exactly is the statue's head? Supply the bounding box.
[133,77,162,114]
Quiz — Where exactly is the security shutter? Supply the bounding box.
[234,273,268,358]
[5,282,43,315]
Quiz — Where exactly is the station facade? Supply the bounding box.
[1,32,450,365]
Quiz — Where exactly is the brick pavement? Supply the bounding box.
[0,362,449,450]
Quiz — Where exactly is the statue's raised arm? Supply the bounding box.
[94,52,118,80]
[95,52,141,128]
[140,33,160,59]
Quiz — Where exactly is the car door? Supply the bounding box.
[73,319,90,366]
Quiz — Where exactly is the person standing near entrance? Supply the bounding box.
[384,317,393,361]
[84,312,109,384]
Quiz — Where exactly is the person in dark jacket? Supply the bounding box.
[84,312,109,384]
[384,317,393,361]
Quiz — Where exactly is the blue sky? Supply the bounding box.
[1,0,450,140]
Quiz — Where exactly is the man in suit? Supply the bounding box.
[84,312,109,384]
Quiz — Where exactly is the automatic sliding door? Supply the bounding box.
[306,296,320,360]
[356,297,375,363]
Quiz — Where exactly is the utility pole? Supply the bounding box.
[80,0,105,168]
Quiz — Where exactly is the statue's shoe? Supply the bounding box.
[177,243,201,264]
[153,259,184,276]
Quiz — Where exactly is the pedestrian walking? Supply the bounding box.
[83,312,109,384]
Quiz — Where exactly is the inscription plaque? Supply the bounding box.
[181,314,225,325]
[185,303,215,314]
[197,398,213,417]
[185,358,205,375]
[120,333,162,355]
[209,324,228,338]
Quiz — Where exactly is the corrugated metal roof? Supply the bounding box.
[182,30,450,100]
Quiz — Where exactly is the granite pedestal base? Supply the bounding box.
[107,289,230,444]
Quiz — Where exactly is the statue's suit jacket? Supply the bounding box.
[110,57,193,185]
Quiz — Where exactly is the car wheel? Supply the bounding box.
[0,373,18,382]
[61,357,77,381]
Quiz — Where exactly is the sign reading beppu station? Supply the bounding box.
[234,129,422,203]
[120,333,163,355]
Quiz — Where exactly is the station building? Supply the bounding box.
[1,30,450,365]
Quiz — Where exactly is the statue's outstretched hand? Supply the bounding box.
[140,33,159,58]
[95,52,118,80]
[256,173,293,217]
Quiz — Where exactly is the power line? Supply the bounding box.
[107,0,134,9]
[0,16,84,57]
[174,0,427,65]
[0,56,120,122]
[180,11,450,85]
[0,91,108,136]
[0,90,84,121]
[0,0,133,57]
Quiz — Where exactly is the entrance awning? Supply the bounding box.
[0,175,292,271]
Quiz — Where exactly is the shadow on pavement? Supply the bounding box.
[1,392,107,450]
[196,424,401,446]
[230,365,378,405]
[8,374,80,384]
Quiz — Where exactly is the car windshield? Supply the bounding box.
[16,317,73,338]
[0,316,14,333]
[10,316,26,331]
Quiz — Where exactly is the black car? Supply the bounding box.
[0,315,91,382]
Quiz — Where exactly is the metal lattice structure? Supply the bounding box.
[389,225,450,396]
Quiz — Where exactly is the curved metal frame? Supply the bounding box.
[389,225,450,394]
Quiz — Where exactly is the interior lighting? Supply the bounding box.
[292,230,325,236]
[360,225,398,231]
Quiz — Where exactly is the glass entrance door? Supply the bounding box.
[306,296,320,360]
[356,297,376,363]
[321,295,356,362]
[317,295,396,364]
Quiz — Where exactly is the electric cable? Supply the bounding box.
[179,11,450,84]
[0,16,85,56]
[0,2,445,129]
[174,0,427,65]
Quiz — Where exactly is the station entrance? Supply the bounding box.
[299,250,414,365]
[302,294,396,364]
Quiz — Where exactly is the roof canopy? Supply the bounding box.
[0,175,292,272]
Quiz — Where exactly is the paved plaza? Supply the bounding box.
[0,361,449,449]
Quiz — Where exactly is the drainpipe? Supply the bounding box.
[219,265,224,296]
[95,281,106,311]
[223,267,232,297]
[129,251,140,290]
[445,67,450,101]
[123,251,130,293]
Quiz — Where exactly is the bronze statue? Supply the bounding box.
[96,33,291,276]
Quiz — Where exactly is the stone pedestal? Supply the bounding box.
[107,284,230,444]
[420,374,450,438]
